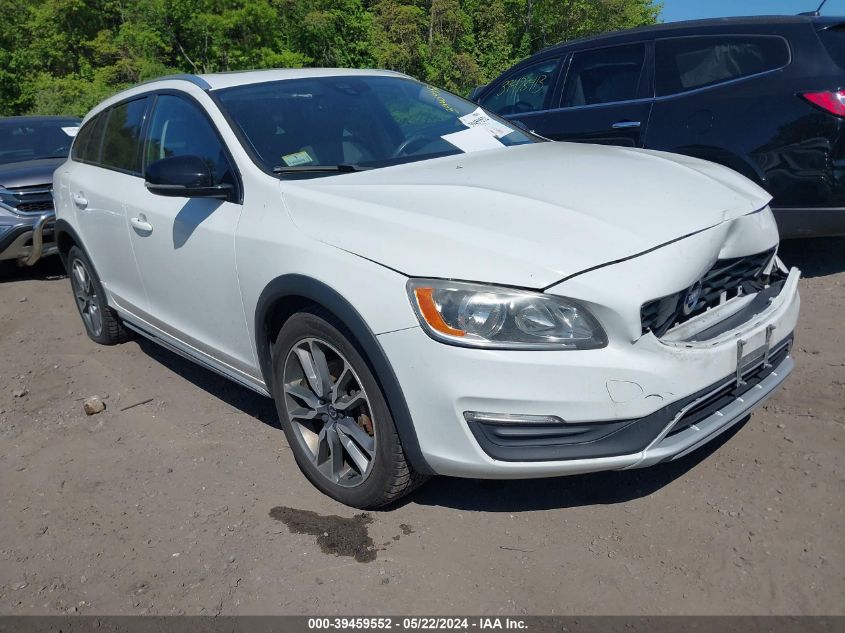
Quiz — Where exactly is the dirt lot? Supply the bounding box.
[0,239,843,616]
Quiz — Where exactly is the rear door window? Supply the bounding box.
[655,35,790,96]
[72,112,108,164]
[479,58,561,115]
[560,44,647,108]
[100,97,149,174]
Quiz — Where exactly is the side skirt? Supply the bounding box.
[122,319,271,398]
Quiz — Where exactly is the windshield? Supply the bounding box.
[0,119,80,165]
[214,75,536,175]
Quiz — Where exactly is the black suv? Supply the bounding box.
[472,16,845,238]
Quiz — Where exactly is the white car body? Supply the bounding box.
[53,69,799,489]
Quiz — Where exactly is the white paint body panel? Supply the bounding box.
[284,142,773,288]
[53,69,801,479]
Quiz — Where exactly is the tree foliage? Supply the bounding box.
[0,0,660,116]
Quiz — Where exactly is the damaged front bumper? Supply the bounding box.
[377,264,800,479]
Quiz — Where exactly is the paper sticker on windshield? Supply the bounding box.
[61,126,80,137]
[441,127,505,153]
[282,151,313,166]
[458,108,513,138]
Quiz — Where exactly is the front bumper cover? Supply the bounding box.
[378,264,800,478]
[467,335,792,463]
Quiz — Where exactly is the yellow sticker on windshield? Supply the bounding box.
[282,151,313,166]
[426,86,458,113]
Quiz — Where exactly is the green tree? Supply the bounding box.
[0,0,660,116]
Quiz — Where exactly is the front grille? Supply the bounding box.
[0,185,54,215]
[664,337,791,438]
[641,247,777,337]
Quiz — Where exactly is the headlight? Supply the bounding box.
[407,279,607,350]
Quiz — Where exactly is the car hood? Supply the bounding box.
[0,158,65,188]
[282,142,772,289]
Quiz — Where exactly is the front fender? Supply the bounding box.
[254,274,432,475]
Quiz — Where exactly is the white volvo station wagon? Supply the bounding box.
[53,69,800,508]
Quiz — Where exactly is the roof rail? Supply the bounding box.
[136,73,211,90]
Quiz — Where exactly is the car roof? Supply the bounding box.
[124,67,408,95]
[535,14,844,54]
[85,67,413,120]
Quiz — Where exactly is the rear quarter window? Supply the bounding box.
[656,35,790,96]
[817,24,845,69]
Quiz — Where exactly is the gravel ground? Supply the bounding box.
[0,239,843,615]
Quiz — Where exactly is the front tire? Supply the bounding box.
[67,246,129,345]
[272,309,425,508]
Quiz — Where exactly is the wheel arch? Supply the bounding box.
[255,274,432,475]
[54,219,84,268]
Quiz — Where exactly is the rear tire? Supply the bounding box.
[67,245,130,345]
[272,309,426,508]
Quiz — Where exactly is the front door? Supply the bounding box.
[517,43,653,147]
[478,56,564,137]
[124,93,256,380]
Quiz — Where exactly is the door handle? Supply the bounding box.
[611,120,641,129]
[72,193,88,209]
[130,214,153,234]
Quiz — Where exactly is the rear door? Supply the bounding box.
[645,34,792,182]
[534,42,653,147]
[123,92,255,378]
[59,97,150,313]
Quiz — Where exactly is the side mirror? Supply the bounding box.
[144,155,231,199]
[468,85,486,102]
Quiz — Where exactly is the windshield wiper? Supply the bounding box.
[272,163,368,175]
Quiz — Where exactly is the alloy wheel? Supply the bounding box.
[282,337,377,487]
[70,258,103,337]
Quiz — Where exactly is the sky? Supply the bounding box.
[660,0,845,22]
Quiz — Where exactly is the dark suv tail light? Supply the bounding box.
[800,90,845,116]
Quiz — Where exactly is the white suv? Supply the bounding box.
[53,69,800,508]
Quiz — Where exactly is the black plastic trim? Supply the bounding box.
[467,335,793,462]
[254,274,432,475]
[689,280,785,342]
[53,219,85,266]
[772,206,845,238]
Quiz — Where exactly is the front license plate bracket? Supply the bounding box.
[735,325,775,387]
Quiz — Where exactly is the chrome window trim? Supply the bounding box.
[517,95,653,117]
